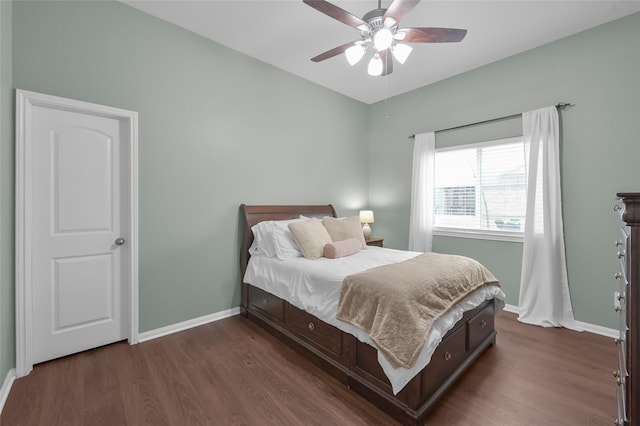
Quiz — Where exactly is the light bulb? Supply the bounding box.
[345,44,366,66]
[393,31,406,41]
[392,43,413,64]
[373,28,393,51]
[368,54,383,76]
[383,17,397,28]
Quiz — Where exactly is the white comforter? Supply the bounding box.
[243,246,505,394]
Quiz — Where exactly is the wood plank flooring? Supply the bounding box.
[1,312,617,425]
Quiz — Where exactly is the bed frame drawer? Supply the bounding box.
[467,302,494,350]
[421,324,466,397]
[287,305,342,357]
[248,286,285,323]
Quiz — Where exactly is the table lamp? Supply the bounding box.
[359,210,375,238]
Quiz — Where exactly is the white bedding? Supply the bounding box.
[244,246,505,394]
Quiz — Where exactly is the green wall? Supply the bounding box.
[1,0,14,384]
[368,12,640,329]
[11,0,369,335]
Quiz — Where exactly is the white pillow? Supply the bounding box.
[249,221,278,257]
[249,217,308,259]
[288,218,333,259]
[272,219,306,259]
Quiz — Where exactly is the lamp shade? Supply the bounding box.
[367,54,383,76]
[345,44,366,66]
[359,210,375,224]
[392,43,412,64]
[373,28,393,51]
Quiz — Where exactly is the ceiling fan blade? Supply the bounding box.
[383,0,420,24]
[311,40,360,62]
[303,0,369,30]
[380,49,393,76]
[401,27,467,43]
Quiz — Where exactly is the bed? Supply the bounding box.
[239,204,505,425]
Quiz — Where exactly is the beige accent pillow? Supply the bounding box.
[324,238,362,259]
[322,216,367,248]
[288,219,333,259]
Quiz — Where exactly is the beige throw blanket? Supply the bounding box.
[336,252,499,369]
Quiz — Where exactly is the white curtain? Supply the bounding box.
[408,132,435,252]
[518,106,580,330]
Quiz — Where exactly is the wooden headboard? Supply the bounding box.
[239,204,337,272]
[238,204,337,313]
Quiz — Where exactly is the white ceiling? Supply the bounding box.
[122,0,640,104]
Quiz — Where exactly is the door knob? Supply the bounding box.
[115,237,126,246]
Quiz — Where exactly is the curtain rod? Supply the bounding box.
[408,102,573,139]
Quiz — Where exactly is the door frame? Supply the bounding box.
[15,89,139,377]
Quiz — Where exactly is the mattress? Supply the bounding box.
[243,246,505,394]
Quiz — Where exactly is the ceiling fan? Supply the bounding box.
[303,0,467,76]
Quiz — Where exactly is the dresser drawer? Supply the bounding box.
[618,339,628,379]
[287,305,342,357]
[616,379,627,425]
[467,302,494,350]
[248,286,285,323]
[421,325,466,397]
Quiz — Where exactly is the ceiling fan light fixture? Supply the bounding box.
[393,30,406,41]
[383,16,397,28]
[368,53,383,76]
[373,28,393,51]
[392,43,413,64]
[345,44,366,65]
[356,23,370,32]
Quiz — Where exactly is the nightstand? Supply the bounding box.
[365,237,383,247]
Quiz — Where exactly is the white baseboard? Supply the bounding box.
[501,304,617,338]
[0,368,16,416]
[138,307,241,343]
[502,303,520,314]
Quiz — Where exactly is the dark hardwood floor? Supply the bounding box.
[1,312,617,425]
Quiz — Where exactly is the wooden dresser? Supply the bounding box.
[615,193,639,425]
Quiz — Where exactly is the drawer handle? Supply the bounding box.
[480,319,487,328]
[308,322,315,331]
[614,204,622,212]
[444,351,452,361]
[617,250,625,259]
[615,306,622,312]
[614,272,622,280]
[616,377,623,385]
[615,239,624,247]
[613,369,620,378]
[615,338,623,345]
[262,298,268,306]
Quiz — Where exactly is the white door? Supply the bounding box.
[16,90,138,370]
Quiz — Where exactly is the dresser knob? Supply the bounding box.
[614,272,623,280]
[615,338,621,345]
[262,299,268,306]
[617,250,625,259]
[480,319,487,328]
[614,204,622,212]
[615,306,622,312]
[615,239,624,247]
[444,351,452,361]
[308,322,315,331]
[613,369,620,378]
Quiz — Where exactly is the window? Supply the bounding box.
[433,136,526,239]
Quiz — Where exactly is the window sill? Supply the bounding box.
[433,227,524,243]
